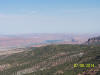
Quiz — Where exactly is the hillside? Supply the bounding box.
[0,44,100,75]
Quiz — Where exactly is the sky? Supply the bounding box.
[0,0,100,35]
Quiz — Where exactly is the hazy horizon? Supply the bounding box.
[0,32,100,36]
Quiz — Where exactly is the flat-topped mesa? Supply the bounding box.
[85,36,100,45]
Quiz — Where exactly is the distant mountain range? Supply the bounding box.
[0,33,99,48]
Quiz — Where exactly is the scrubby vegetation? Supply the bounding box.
[0,44,100,75]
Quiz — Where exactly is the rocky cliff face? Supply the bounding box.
[85,36,100,45]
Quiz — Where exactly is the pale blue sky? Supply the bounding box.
[0,0,100,34]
